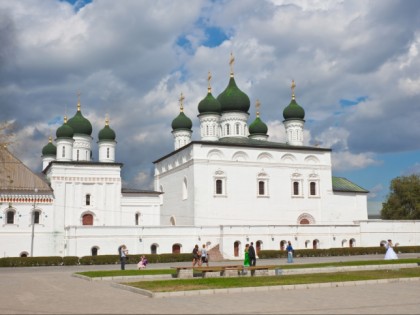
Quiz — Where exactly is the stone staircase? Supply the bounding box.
[207,244,224,262]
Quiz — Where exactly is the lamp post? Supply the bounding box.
[30,188,38,257]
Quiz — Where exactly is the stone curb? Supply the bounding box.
[112,277,420,298]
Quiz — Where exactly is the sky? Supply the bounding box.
[1,0,419,211]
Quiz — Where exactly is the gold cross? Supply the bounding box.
[179,92,185,112]
[256,99,261,117]
[208,71,212,92]
[229,52,235,76]
[291,80,296,100]
[77,90,81,111]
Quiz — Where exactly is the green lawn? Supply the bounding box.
[76,258,420,278]
[125,268,420,293]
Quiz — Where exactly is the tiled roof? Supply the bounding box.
[0,148,52,193]
[332,176,369,193]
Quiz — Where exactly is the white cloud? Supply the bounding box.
[332,151,380,172]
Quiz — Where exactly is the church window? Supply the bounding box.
[216,179,223,195]
[150,244,158,254]
[62,146,65,158]
[235,123,240,135]
[206,125,209,136]
[293,181,299,195]
[258,181,265,195]
[82,213,93,225]
[170,216,176,226]
[33,210,40,224]
[135,213,141,225]
[76,150,80,161]
[91,246,99,256]
[106,148,110,158]
[310,182,317,196]
[6,210,15,224]
[182,177,188,200]
[85,194,91,206]
[226,124,230,135]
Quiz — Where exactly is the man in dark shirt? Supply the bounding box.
[248,242,256,266]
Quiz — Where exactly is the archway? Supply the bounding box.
[312,239,319,249]
[172,243,181,254]
[91,246,99,256]
[234,241,240,257]
[280,240,286,251]
[82,213,93,225]
[151,244,158,254]
[256,240,262,254]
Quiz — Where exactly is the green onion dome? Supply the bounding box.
[249,116,268,135]
[198,92,222,114]
[283,80,305,121]
[171,111,192,130]
[67,100,93,136]
[56,116,74,138]
[217,76,250,113]
[42,137,57,156]
[98,118,116,141]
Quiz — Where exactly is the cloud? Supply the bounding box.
[1,0,420,193]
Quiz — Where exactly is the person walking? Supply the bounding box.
[192,244,200,267]
[248,242,256,266]
[286,241,294,263]
[384,239,398,260]
[118,244,128,270]
[200,244,209,267]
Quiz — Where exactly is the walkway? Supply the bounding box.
[0,254,419,314]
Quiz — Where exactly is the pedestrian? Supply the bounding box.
[201,244,209,267]
[118,244,128,270]
[286,241,294,263]
[243,243,250,267]
[384,239,398,260]
[248,242,256,266]
[192,244,200,267]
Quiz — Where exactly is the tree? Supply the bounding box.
[381,174,420,220]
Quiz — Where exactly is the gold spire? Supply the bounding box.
[229,52,235,77]
[105,115,109,126]
[291,80,296,100]
[179,92,185,112]
[48,136,52,143]
[77,91,81,111]
[207,71,212,93]
[64,115,68,123]
[256,99,261,117]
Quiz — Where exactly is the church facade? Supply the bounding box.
[1,57,419,259]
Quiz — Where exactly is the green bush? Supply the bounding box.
[62,256,79,265]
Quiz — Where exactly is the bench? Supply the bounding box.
[172,265,279,278]
[171,266,194,278]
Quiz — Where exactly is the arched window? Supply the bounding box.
[172,244,181,254]
[20,252,29,257]
[6,210,15,224]
[226,124,230,135]
[170,216,176,226]
[258,181,265,195]
[85,194,91,206]
[82,213,93,225]
[234,241,240,257]
[235,123,240,135]
[151,244,158,254]
[300,218,310,224]
[33,210,41,224]
[182,177,188,200]
[106,147,110,158]
[293,182,299,195]
[62,146,65,158]
[216,179,223,194]
[310,182,316,195]
[76,150,80,161]
[135,213,141,225]
[91,247,99,256]
[312,239,319,249]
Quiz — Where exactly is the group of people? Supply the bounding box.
[118,245,148,270]
[118,238,397,271]
[192,244,210,267]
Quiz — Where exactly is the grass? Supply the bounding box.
[76,258,420,278]
[125,268,420,293]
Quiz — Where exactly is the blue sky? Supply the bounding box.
[1,0,419,211]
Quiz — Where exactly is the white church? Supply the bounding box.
[1,56,419,259]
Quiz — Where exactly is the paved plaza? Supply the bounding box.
[0,254,419,314]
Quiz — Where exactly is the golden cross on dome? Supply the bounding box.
[229,52,235,76]
[64,115,68,123]
[179,92,185,112]
[77,90,81,111]
[291,80,296,100]
[105,114,109,126]
[207,71,212,93]
[256,99,261,117]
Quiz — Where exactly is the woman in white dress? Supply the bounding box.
[384,239,398,260]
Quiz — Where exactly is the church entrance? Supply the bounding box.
[256,241,262,254]
[234,241,240,257]
[172,244,181,254]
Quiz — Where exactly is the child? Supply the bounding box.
[137,255,148,269]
